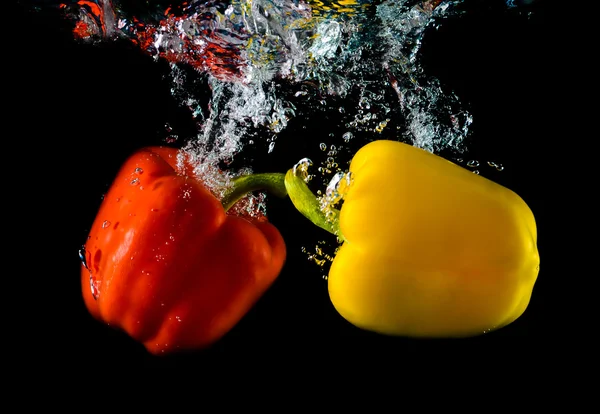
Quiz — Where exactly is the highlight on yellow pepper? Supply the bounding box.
[285,139,540,337]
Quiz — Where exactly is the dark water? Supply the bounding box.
[13,0,582,374]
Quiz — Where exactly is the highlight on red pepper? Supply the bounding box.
[284,139,540,338]
[80,146,287,355]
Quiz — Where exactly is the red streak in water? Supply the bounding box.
[77,0,101,18]
[67,2,250,81]
[134,14,246,82]
[73,20,91,39]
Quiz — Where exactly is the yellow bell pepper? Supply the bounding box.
[285,139,540,337]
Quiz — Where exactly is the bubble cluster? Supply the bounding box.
[301,241,340,279]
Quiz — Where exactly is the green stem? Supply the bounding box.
[283,169,342,238]
[221,173,287,212]
[221,170,344,241]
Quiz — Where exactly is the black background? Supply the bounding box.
[13,0,582,376]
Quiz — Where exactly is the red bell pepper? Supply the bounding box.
[80,146,286,355]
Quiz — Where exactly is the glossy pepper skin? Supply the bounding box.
[328,140,539,337]
[81,147,286,354]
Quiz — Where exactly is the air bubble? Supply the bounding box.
[79,247,88,269]
[466,160,479,168]
[292,158,313,183]
[487,160,504,171]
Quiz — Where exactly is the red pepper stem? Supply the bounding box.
[221,172,288,212]
[283,169,343,239]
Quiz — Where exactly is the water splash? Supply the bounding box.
[52,0,532,220]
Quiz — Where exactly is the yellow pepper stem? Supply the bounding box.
[283,169,342,237]
[221,169,343,239]
[221,173,288,212]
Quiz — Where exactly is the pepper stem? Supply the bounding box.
[221,173,288,212]
[283,169,342,238]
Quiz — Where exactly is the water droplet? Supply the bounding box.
[135,167,143,174]
[473,170,480,175]
[342,132,353,142]
[292,158,313,183]
[131,177,140,185]
[175,316,182,322]
[466,160,479,168]
[495,164,504,171]
[89,274,99,300]
[487,161,497,167]
[79,247,88,269]
[102,220,111,228]
[268,141,275,153]
[319,143,327,151]
[339,107,345,114]
[456,158,463,163]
